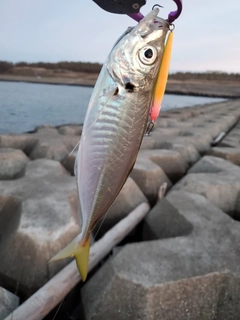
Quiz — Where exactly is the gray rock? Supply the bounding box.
[177,132,213,155]
[0,195,22,238]
[62,135,80,154]
[0,159,80,296]
[61,151,77,175]
[130,157,172,204]
[140,136,156,150]
[139,149,188,182]
[219,136,240,148]
[142,198,193,240]
[93,177,147,239]
[172,172,240,216]
[171,142,200,166]
[0,287,19,319]
[0,148,29,180]
[234,193,240,221]
[0,134,38,155]
[151,127,182,136]
[207,147,240,166]
[151,132,212,155]
[29,127,70,161]
[58,124,82,136]
[189,155,240,175]
[81,191,240,320]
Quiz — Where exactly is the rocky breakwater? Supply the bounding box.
[0,98,240,319]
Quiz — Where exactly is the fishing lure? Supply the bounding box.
[50,1,182,281]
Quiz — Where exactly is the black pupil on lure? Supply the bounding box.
[144,49,153,59]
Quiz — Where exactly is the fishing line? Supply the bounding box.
[52,296,65,320]
[68,140,80,157]
[92,210,110,241]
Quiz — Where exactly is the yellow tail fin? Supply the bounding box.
[49,235,91,282]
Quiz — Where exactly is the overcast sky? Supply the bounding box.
[0,0,239,73]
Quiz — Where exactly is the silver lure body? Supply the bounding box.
[75,8,169,242]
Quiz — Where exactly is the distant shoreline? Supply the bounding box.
[0,74,239,99]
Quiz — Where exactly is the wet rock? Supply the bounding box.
[0,159,80,296]
[0,134,38,155]
[0,287,19,319]
[142,198,193,240]
[93,177,147,239]
[130,157,171,204]
[0,148,29,180]
[207,147,240,166]
[81,192,240,320]
[139,149,188,183]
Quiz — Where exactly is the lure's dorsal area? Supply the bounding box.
[50,8,170,281]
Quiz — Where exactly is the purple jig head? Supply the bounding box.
[128,0,182,23]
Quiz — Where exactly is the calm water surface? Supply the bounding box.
[0,81,226,134]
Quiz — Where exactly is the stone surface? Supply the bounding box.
[61,151,77,175]
[140,136,156,150]
[171,142,200,166]
[0,287,19,319]
[175,157,240,218]
[0,148,29,180]
[0,134,38,155]
[58,124,82,136]
[138,149,188,183]
[29,126,79,162]
[81,191,240,320]
[142,198,193,240]
[130,157,172,204]
[0,159,80,296]
[188,155,240,175]
[93,177,147,239]
[173,172,240,217]
[0,195,22,238]
[207,147,240,166]
[151,132,212,155]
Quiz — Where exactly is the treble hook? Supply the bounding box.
[145,121,154,135]
[128,0,182,23]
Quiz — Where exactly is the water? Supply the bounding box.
[0,81,226,134]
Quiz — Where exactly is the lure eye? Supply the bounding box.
[139,46,158,65]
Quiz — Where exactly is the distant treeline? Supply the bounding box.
[0,60,239,81]
[170,71,240,82]
[0,60,102,73]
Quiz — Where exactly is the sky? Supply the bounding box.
[0,0,240,73]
